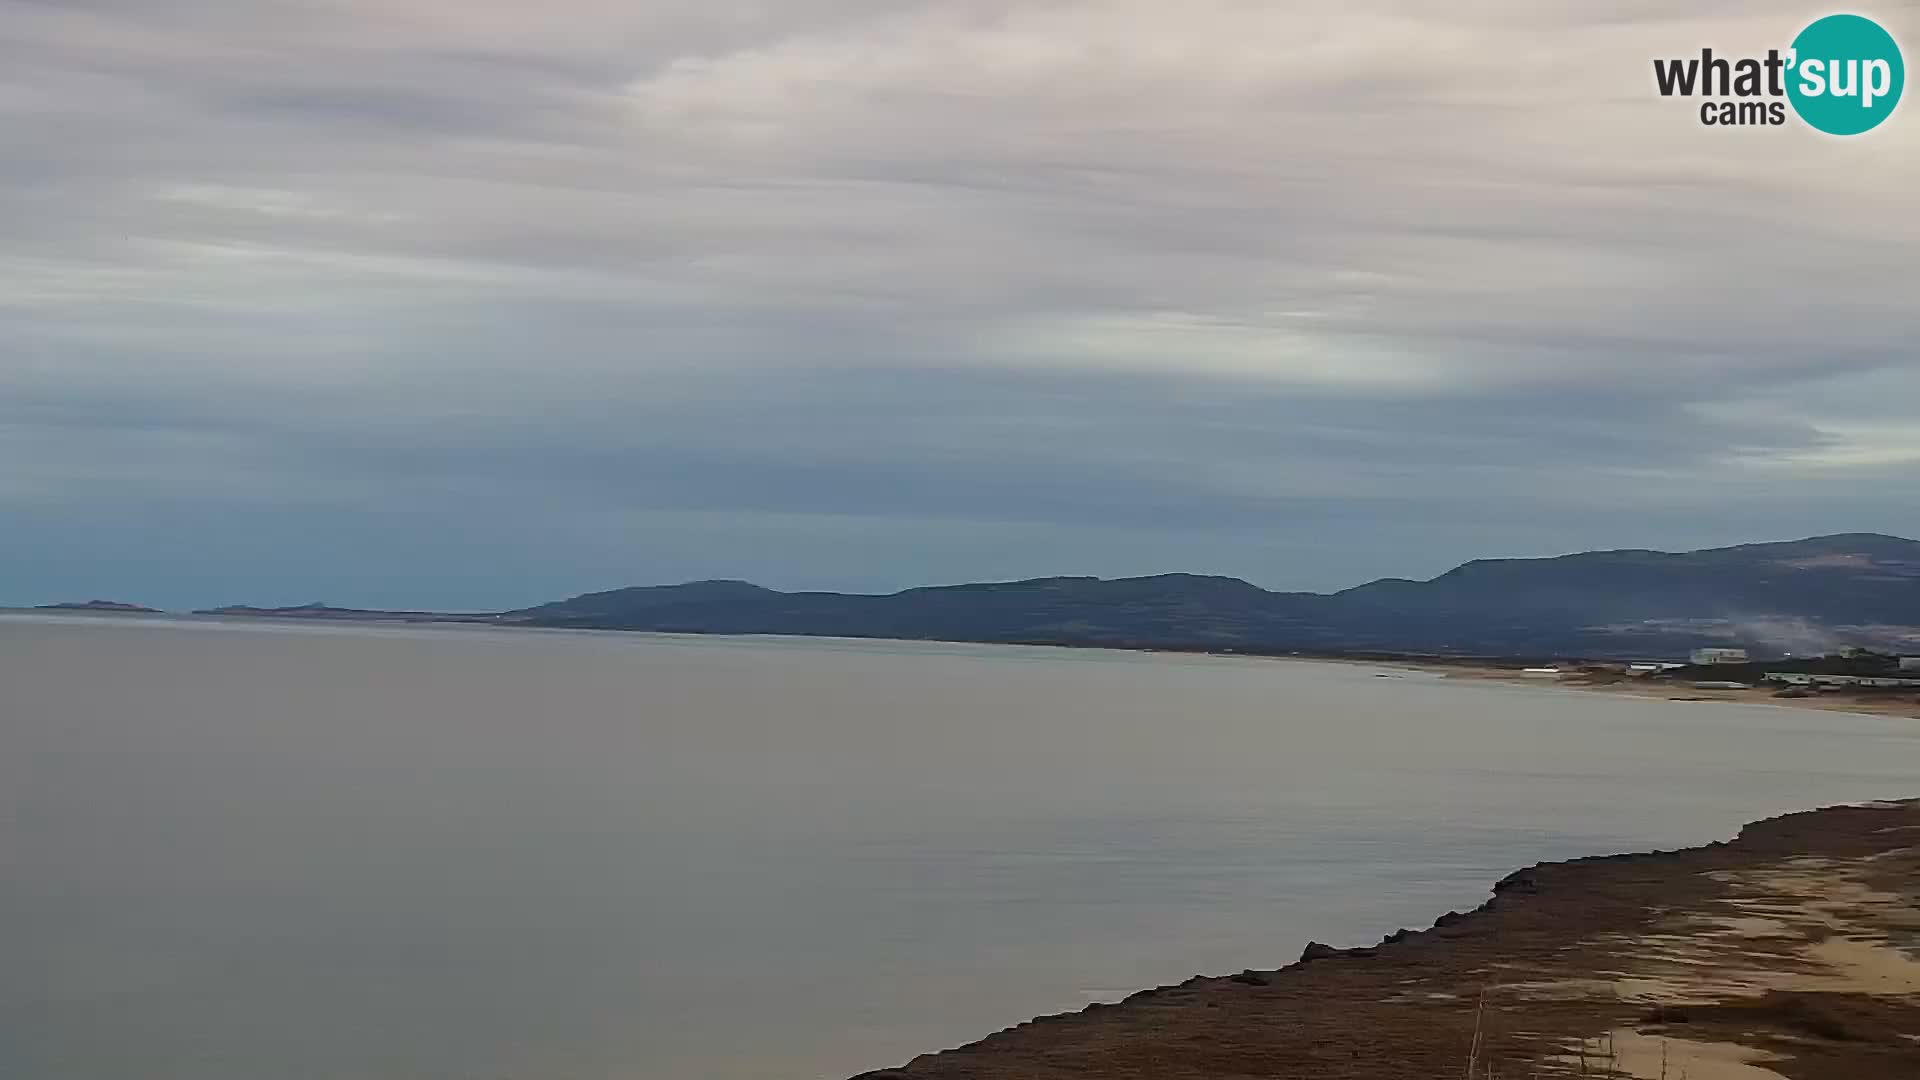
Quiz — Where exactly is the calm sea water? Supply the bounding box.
[4,614,1916,1080]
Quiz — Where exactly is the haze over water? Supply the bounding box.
[5,614,1916,1080]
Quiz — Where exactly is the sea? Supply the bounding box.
[4,613,1915,1080]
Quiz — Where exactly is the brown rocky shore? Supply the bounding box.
[850,800,1920,1080]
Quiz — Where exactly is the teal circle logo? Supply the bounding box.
[1787,14,1904,135]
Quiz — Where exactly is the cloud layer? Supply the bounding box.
[3,0,1917,608]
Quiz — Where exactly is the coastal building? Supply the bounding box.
[1764,672,1920,689]
[1689,647,1749,666]
[1901,656,1920,672]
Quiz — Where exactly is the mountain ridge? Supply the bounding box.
[498,533,1920,658]
[46,532,1909,659]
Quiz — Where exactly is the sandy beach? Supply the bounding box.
[849,799,1920,1080]
[1429,664,1920,721]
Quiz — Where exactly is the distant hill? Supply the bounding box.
[497,533,1920,659]
[192,603,492,623]
[504,573,1330,648]
[34,599,162,613]
[122,534,1919,659]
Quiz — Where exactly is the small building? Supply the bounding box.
[1764,672,1920,690]
[1690,647,1749,666]
[1901,656,1920,672]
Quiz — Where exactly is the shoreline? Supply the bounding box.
[12,611,1916,1076]
[1409,660,1920,720]
[15,606,1917,721]
[848,799,1920,1080]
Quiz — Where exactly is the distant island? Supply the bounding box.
[34,599,161,613]
[193,603,492,623]
[146,533,1920,661]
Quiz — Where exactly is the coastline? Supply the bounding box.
[849,799,1920,1080]
[16,605,1917,722]
[1414,661,1920,720]
[15,607,1918,722]
[11,610,1917,1076]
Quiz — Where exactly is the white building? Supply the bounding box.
[1690,647,1749,666]
[1901,656,1920,672]
[1765,672,1920,689]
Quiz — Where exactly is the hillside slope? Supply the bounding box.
[504,533,1920,658]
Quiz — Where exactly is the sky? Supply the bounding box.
[3,0,1918,611]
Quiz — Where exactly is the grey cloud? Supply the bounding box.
[1,0,1916,606]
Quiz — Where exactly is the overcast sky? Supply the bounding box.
[3,0,1917,610]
